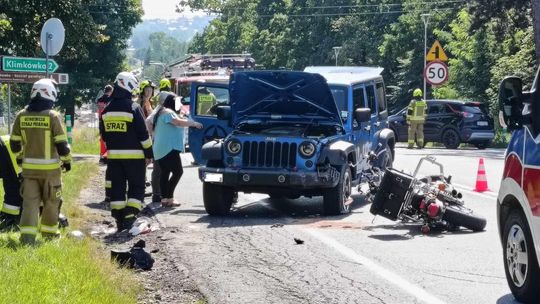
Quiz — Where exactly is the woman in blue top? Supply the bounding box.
[152,92,203,207]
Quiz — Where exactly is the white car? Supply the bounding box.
[497,68,540,303]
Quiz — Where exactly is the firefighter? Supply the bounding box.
[100,72,153,231]
[159,78,171,92]
[97,85,113,205]
[10,79,71,245]
[406,88,427,149]
[197,87,217,115]
[0,135,23,231]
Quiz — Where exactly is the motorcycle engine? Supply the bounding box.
[427,199,444,218]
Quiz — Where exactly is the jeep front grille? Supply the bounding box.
[242,141,297,168]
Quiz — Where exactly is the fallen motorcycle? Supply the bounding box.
[368,155,487,233]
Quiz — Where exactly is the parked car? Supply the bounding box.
[193,67,396,216]
[497,68,540,303]
[388,99,494,149]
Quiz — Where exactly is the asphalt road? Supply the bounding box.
[150,145,518,304]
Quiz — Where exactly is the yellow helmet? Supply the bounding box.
[140,80,155,91]
[159,78,171,91]
[413,88,423,97]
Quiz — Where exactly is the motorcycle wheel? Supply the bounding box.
[443,204,486,231]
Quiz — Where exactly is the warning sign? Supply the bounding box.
[426,40,448,62]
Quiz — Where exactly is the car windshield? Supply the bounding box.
[462,105,484,114]
[329,85,348,119]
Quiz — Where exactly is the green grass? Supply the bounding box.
[0,162,140,304]
[0,235,139,304]
[70,127,100,155]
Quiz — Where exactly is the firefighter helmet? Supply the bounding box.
[413,88,423,97]
[30,79,58,102]
[159,78,171,91]
[114,72,139,93]
[140,80,155,91]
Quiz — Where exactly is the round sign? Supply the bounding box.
[40,18,65,56]
[424,61,449,86]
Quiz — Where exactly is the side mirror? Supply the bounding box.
[216,105,232,120]
[354,108,371,123]
[181,97,190,105]
[498,76,524,131]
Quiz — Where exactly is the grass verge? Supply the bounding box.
[71,127,100,155]
[0,161,140,304]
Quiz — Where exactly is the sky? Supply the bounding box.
[142,0,202,20]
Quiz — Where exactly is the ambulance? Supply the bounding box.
[497,67,540,303]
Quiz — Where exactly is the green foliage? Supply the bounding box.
[186,0,535,139]
[0,1,143,113]
[133,31,190,82]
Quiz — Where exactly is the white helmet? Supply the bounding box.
[30,79,58,102]
[114,72,139,93]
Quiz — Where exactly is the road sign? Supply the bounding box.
[424,61,449,86]
[1,56,59,73]
[426,40,448,62]
[41,18,65,56]
[0,71,69,84]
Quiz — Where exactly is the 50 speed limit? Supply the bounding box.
[424,61,449,86]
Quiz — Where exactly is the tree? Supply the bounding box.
[0,0,143,118]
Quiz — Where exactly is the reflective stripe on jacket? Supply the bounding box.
[99,96,153,160]
[407,99,427,123]
[10,109,70,176]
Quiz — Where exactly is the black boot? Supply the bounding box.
[122,216,137,231]
[0,213,19,232]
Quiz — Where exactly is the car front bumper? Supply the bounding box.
[199,166,340,189]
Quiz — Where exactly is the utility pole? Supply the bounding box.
[333,46,342,66]
[533,0,540,65]
[421,14,431,101]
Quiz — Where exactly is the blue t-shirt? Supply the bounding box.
[152,110,185,160]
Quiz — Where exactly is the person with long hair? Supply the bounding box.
[152,92,203,207]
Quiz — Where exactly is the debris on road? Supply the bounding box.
[270,223,284,228]
[129,216,152,236]
[294,238,304,245]
[68,230,85,240]
[59,213,69,228]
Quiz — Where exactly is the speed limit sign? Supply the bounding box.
[424,61,449,86]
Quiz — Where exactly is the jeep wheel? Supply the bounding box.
[442,129,461,149]
[377,146,393,170]
[503,210,540,303]
[323,166,352,216]
[203,183,236,216]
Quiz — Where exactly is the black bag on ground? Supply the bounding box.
[370,168,413,221]
[111,240,155,270]
[130,240,154,270]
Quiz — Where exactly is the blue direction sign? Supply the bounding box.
[1,56,59,73]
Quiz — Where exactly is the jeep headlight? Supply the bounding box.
[226,139,242,155]
[299,141,316,158]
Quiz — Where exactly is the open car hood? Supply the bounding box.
[230,71,342,127]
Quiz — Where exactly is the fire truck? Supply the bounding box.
[166,54,255,159]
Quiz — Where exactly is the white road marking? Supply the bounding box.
[452,182,498,199]
[304,228,447,304]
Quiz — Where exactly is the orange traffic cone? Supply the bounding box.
[474,158,489,192]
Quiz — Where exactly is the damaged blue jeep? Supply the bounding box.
[197,67,395,216]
